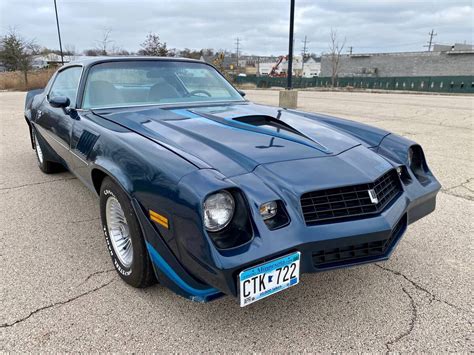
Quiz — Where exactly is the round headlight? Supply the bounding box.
[203,191,235,232]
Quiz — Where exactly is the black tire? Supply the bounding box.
[32,128,64,174]
[99,177,156,288]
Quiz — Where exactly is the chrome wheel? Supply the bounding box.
[105,196,133,267]
[34,133,44,164]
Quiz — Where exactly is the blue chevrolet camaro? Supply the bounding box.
[24,57,440,306]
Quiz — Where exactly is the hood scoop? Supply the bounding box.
[190,111,332,154]
[235,115,315,140]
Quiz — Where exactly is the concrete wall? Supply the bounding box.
[321,51,474,77]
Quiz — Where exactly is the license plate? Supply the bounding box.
[239,252,300,307]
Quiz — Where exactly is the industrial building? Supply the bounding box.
[258,56,321,78]
[320,43,474,78]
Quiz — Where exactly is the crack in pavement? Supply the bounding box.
[443,177,474,193]
[461,178,474,192]
[0,177,77,192]
[65,217,100,225]
[440,177,474,201]
[0,279,115,329]
[385,287,417,353]
[77,268,115,287]
[440,190,474,202]
[375,263,469,314]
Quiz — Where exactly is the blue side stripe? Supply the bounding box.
[145,242,219,297]
[170,108,202,119]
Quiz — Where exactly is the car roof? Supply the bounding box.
[64,56,206,69]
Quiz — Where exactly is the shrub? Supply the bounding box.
[0,68,55,91]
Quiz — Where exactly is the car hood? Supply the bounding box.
[95,102,378,177]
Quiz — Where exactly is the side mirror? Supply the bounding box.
[238,90,246,97]
[49,96,70,108]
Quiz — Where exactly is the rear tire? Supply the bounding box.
[32,128,64,174]
[99,177,156,288]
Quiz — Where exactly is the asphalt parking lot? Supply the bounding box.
[1,90,472,352]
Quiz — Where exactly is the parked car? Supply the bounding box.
[24,57,440,306]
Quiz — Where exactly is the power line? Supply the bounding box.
[424,29,437,51]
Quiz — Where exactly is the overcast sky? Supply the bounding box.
[1,0,472,55]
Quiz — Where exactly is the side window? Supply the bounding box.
[49,67,82,107]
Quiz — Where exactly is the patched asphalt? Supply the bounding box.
[1,90,472,352]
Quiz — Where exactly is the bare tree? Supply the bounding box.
[95,28,114,56]
[63,44,76,56]
[328,29,346,87]
[0,29,39,85]
[139,32,168,56]
[110,46,130,56]
[179,48,201,59]
[61,44,76,61]
[83,48,101,56]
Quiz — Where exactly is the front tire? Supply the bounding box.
[99,177,156,288]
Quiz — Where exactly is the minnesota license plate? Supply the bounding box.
[239,252,301,307]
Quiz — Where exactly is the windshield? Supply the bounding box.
[82,60,244,109]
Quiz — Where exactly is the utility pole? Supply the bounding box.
[287,0,295,89]
[301,35,309,77]
[235,37,241,74]
[301,36,309,58]
[53,0,64,64]
[425,29,437,51]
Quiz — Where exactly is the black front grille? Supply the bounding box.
[312,214,407,268]
[301,169,402,225]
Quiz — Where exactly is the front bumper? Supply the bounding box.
[138,169,439,301]
[210,186,437,298]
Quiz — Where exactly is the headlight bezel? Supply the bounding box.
[203,190,235,232]
[407,145,431,186]
[203,189,254,250]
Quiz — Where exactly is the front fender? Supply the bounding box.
[377,133,417,165]
[91,158,134,197]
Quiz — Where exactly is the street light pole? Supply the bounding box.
[279,0,298,108]
[287,0,295,89]
[54,0,64,64]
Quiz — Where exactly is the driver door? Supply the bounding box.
[36,66,82,168]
